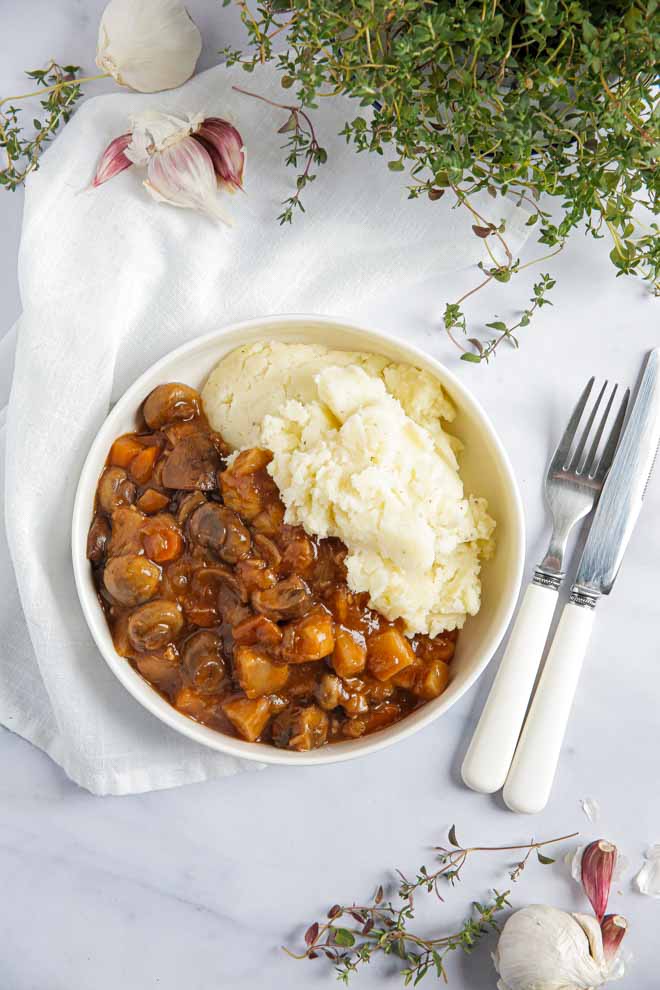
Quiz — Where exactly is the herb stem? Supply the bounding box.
[0,71,109,110]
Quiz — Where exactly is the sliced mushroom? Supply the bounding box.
[143,383,201,430]
[161,435,221,491]
[127,599,184,652]
[181,630,227,695]
[315,673,369,716]
[97,466,136,513]
[188,503,251,563]
[176,491,207,527]
[87,515,111,563]
[252,533,282,569]
[136,645,181,692]
[251,576,312,622]
[104,554,161,606]
[271,704,328,751]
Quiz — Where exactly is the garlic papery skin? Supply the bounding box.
[96,0,202,93]
[92,133,132,187]
[144,136,230,224]
[126,110,204,166]
[494,905,617,990]
[634,843,660,897]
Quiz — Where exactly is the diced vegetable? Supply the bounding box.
[414,660,450,700]
[367,628,415,681]
[174,686,216,724]
[222,696,271,742]
[331,627,367,677]
[109,434,144,468]
[219,448,278,520]
[137,489,170,514]
[234,645,289,698]
[142,515,184,563]
[232,614,283,647]
[289,705,329,751]
[130,445,160,484]
[282,607,336,663]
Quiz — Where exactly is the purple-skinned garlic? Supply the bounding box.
[92,109,246,223]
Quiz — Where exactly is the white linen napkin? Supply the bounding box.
[0,61,530,795]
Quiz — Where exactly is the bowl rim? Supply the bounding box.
[72,313,525,766]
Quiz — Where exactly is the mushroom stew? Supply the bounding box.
[87,382,458,750]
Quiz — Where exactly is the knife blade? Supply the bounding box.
[573,347,660,602]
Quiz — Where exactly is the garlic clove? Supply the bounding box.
[193,118,246,191]
[581,840,617,921]
[92,133,133,187]
[601,914,627,963]
[96,0,202,94]
[143,136,230,224]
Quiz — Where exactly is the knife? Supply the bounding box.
[503,348,660,814]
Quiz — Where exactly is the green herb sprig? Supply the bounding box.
[0,62,97,190]
[225,0,659,362]
[285,827,578,985]
[232,84,328,223]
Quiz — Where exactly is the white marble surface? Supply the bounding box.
[1,3,659,988]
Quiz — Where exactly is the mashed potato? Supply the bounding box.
[203,341,495,636]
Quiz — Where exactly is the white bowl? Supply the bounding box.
[72,315,524,765]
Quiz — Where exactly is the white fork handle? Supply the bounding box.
[461,583,558,794]
[503,602,595,814]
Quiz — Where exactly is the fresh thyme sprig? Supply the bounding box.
[0,62,105,190]
[224,0,660,363]
[285,827,578,985]
[232,84,327,224]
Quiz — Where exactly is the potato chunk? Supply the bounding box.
[281,608,335,663]
[222,696,271,742]
[234,645,289,699]
[414,660,450,700]
[367,628,415,681]
[331,627,366,677]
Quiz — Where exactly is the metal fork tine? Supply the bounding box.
[593,387,630,480]
[550,377,595,472]
[570,380,608,472]
[582,384,617,476]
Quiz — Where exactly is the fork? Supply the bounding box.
[461,377,629,794]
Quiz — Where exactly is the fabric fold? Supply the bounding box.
[0,60,530,795]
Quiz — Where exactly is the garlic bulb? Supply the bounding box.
[96,0,202,93]
[92,110,245,223]
[494,905,624,990]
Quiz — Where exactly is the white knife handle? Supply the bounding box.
[461,582,558,794]
[503,601,595,814]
